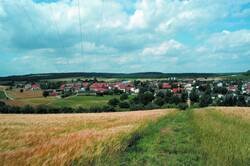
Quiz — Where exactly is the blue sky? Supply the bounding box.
[0,0,250,76]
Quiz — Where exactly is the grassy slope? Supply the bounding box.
[0,91,7,99]
[48,95,120,108]
[193,108,250,166]
[103,108,250,166]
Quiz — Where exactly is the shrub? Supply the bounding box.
[36,105,49,114]
[76,107,88,113]
[178,103,188,110]
[43,91,50,98]
[144,103,160,110]
[130,103,144,111]
[21,105,35,114]
[120,93,129,101]
[89,106,103,113]
[199,94,212,107]
[119,101,130,109]
[154,97,165,107]
[108,98,120,106]
[102,105,117,112]
[162,104,177,109]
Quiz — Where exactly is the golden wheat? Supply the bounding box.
[0,109,173,166]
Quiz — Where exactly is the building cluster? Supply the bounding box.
[12,79,250,103]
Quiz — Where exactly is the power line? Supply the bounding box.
[77,0,84,57]
[49,4,69,71]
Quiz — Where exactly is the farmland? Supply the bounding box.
[0,109,170,166]
[1,107,250,165]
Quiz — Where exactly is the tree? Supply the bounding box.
[119,101,130,109]
[156,91,165,98]
[108,98,120,107]
[154,97,165,106]
[164,90,173,104]
[120,93,129,101]
[20,89,24,93]
[237,95,246,106]
[181,91,188,102]
[223,94,237,106]
[139,91,154,105]
[43,91,50,98]
[199,94,212,107]
[170,95,182,105]
[190,89,199,103]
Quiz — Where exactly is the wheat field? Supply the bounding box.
[0,109,172,166]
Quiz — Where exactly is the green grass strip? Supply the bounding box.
[104,111,203,166]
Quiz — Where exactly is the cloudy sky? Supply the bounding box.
[0,0,250,76]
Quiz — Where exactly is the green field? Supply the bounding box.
[48,95,120,108]
[18,97,58,106]
[0,91,7,99]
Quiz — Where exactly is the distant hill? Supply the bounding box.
[0,72,242,82]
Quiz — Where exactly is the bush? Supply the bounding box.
[21,105,35,114]
[162,103,177,109]
[120,93,129,101]
[43,91,50,98]
[144,103,160,110]
[119,101,130,109]
[102,105,117,112]
[178,103,188,110]
[76,107,88,113]
[108,98,120,106]
[130,103,144,111]
[154,97,165,107]
[199,94,212,107]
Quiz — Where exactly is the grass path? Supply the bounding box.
[104,108,250,166]
[106,111,203,166]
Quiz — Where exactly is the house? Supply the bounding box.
[172,88,184,93]
[184,83,193,91]
[50,91,58,96]
[31,84,40,91]
[82,82,89,88]
[114,82,135,92]
[162,83,171,89]
[227,85,238,92]
[60,84,66,91]
[217,82,223,87]
[24,84,32,90]
[90,83,109,92]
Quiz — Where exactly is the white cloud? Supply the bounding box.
[0,0,249,75]
[142,40,184,57]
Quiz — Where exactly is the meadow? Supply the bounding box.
[0,91,6,99]
[1,107,250,166]
[48,95,120,108]
[4,89,120,108]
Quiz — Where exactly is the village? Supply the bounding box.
[6,77,250,110]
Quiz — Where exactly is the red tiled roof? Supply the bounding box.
[90,83,109,89]
[172,88,184,93]
[162,83,171,89]
[31,84,40,89]
[92,87,109,92]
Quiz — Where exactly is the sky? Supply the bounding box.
[0,0,250,76]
